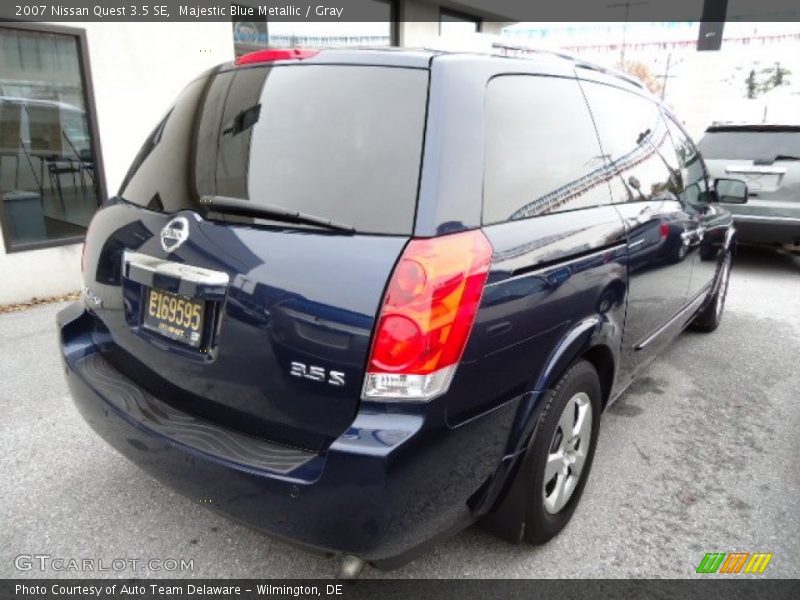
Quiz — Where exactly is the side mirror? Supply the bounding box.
[714,178,748,204]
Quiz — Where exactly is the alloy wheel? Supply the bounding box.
[543,391,593,514]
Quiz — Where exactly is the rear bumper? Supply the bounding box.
[731,214,800,245]
[58,303,519,565]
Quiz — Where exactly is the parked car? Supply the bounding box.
[698,123,800,252]
[58,47,746,576]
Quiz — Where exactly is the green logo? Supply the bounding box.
[696,552,773,574]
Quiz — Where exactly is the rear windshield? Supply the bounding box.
[698,128,800,161]
[120,65,429,234]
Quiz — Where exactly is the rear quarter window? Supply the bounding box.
[482,74,611,224]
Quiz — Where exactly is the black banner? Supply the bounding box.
[1,0,800,23]
[3,579,800,600]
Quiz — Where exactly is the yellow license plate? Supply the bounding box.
[142,288,205,348]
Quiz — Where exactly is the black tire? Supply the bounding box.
[522,360,602,544]
[690,251,732,333]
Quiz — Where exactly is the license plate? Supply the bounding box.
[142,287,205,348]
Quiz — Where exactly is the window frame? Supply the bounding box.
[439,8,482,35]
[0,22,108,254]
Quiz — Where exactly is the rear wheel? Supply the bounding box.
[690,251,732,333]
[523,360,602,544]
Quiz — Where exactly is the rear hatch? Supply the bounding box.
[83,60,429,451]
[698,125,800,216]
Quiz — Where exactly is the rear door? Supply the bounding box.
[581,81,696,378]
[83,62,429,451]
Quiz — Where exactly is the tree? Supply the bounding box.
[619,60,663,96]
[770,62,791,87]
[747,62,791,98]
[746,69,758,99]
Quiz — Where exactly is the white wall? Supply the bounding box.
[0,242,82,303]
[0,22,234,305]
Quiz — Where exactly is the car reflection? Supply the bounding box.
[627,213,693,272]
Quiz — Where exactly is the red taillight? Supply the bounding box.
[659,223,670,238]
[234,48,320,66]
[363,230,493,401]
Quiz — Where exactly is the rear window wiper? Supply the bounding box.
[222,104,261,136]
[200,195,355,233]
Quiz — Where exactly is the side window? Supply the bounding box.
[482,75,611,224]
[663,113,708,206]
[582,82,679,205]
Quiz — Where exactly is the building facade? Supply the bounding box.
[0,1,513,304]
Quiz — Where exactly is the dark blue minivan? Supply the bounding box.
[58,47,747,575]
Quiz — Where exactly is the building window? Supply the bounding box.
[232,3,269,57]
[233,0,395,56]
[0,25,104,253]
[440,9,481,37]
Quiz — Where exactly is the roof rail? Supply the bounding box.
[491,41,644,90]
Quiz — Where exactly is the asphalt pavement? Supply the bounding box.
[1,247,798,579]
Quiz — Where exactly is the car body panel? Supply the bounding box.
[59,48,736,565]
[83,201,408,450]
[60,303,520,563]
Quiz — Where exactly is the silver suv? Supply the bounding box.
[699,123,800,252]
